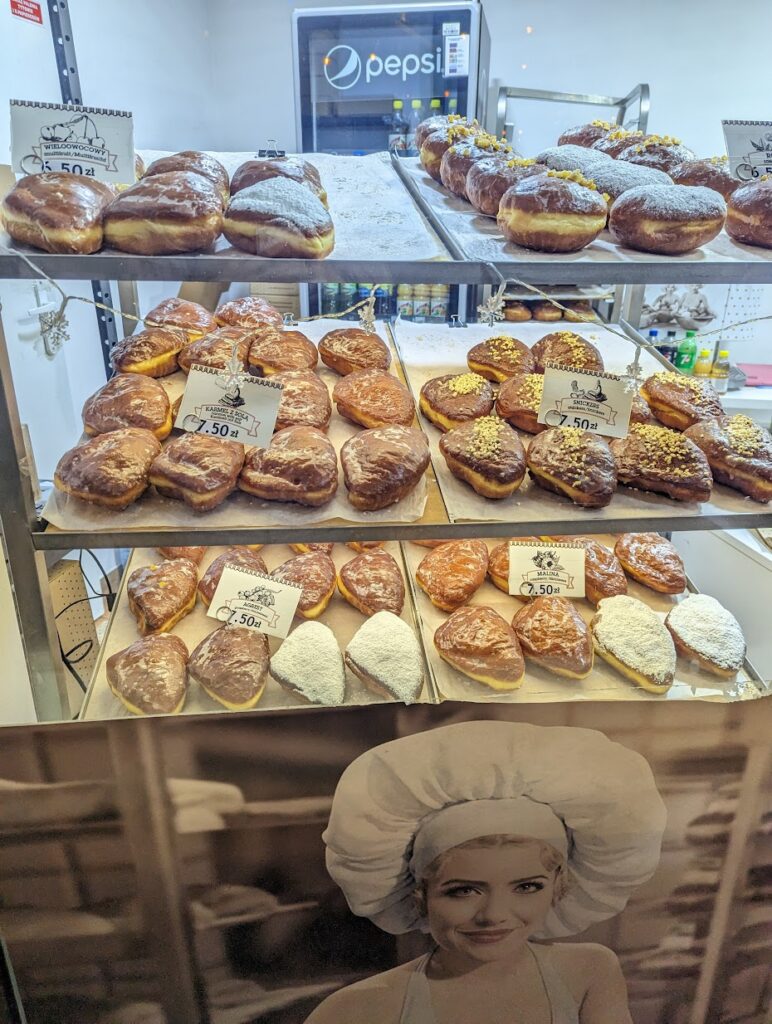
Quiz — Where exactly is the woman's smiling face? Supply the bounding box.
[424,841,557,962]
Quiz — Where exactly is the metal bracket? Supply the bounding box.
[495,82,650,144]
[91,281,119,378]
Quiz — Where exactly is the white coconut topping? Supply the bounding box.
[666,594,745,671]
[593,595,676,685]
[535,145,611,172]
[345,611,424,704]
[270,621,345,705]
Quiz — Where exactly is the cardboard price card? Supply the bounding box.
[10,100,134,183]
[508,540,586,599]
[208,565,302,639]
[722,120,772,182]
[174,365,282,446]
[537,364,633,439]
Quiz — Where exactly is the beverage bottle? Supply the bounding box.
[674,330,698,374]
[693,349,713,378]
[430,284,449,321]
[374,285,389,318]
[339,282,357,317]
[388,100,407,152]
[396,284,414,318]
[320,283,339,316]
[428,97,442,119]
[648,329,665,363]
[406,100,423,156]
[413,284,432,321]
[447,97,458,117]
[710,349,731,393]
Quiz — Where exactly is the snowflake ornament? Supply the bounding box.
[358,294,377,334]
[39,310,69,357]
[624,349,645,393]
[476,289,505,327]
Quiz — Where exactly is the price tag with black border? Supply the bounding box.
[508,540,585,599]
[174,365,282,446]
[207,565,302,639]
[537,364,632,439]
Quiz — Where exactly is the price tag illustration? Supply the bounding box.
[722,120,772,182]
[174,364,282,446]
[208,564,302,639]
[10,99,134,183]
[508,541,585,599]
[537,364,633,439]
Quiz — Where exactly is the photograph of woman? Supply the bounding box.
[306,721,667,1024]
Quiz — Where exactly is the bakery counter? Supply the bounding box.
[80,542,436,721]
[394,156,772,285]
[403,534,765,703]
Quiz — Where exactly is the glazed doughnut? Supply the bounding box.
[609,423,712,502]
[149,433,245,511]
[503,301,532,322]
[434,606,525,691]
[563,300,597,323]
[143,151,230,203]
[531,300,562,323]
[526,427,617,508]
[415,114,473,151]
[318,328,391,376]
[726,177,772,249]
[273,369,331,432]
[416,539,489,612]
[177,326,252,374]
[145,297,216,340]
[683,414,772,502]
[439,135,511,199]
[337,550,405,617]
[466,158,546,217]
[467,334,535,381]
[271,552,337,619]
[54,428,161,510]
[247,327,318,375]
[495,374,546,434]
[237,425,338,507]
[1,172,115,254]
[419,123,482,181]
[671,157,739,201]
[127,558,198,636]
[419,372,495,432]
[223,178,334,258]
[535,145,610,175]
[608,184,726,255]
[630,392,659,426]
[497,171,608,253]
[486,537,541,594]
[513,597,593,679]
[111,327,186,378]
[557,120,617,148]
[188,626,269,711]
[640,370,724,430]
[439,416,527,499]
[340,425,430,511]
[617,135,696,174]
[531,330,604,373]
[103,171,223,255]
[197,548,268,606]
[82,373,172,439]
[614,533,686,595]
[107,634,188,716]
[230,156,327,206]
[543,534,628,606]
[591,128,645,157]
[332,368,415,428]
[214,296,283,330]
[157,546,207,564]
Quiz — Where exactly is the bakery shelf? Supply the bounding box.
[220,797,333,829]
[0,818,122,846]
[392,155,772,285]
[403,535,766,705]
[79,543,437,721]
[194,900,317,932]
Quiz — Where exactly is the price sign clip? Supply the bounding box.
[537,363,632,439]
[208,564,302,639]
[174,364,283,446]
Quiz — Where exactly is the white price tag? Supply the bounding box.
[444,33,470,77]
[537,364,633,439]
[442,21,461,35]
[10,99,134,183]
[207,564,302,639]
[722,120,772,182]
[174,365,282,446]
[508,541,585,599]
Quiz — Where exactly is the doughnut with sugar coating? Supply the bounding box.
[608,184,726,255]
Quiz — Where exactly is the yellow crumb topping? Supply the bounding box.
[506,157,536,168]
[554,426,590,475]
[726,415,764,456]
[630,423,693,477]
[606,129,642,142]
[545,169,610,203]
[652,371,716,406]
[519,374,544,408]
[469,416,505,458]
[483,335,524,358]
[633,134,682,154]
[708,155,729,165]
[447,372,488,396]
[447,123,478,143]
[590,119,615,129]
[761,174,770,182]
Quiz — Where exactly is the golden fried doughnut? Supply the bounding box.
[416,540,489,612]
[143,151,230,203]
[230,156,327,207]
[149,433,245,511]
[188,626,269,711]
[106,634,188,716]
[726,177,772,249]
[513,596,593,679]
[197,547,268,606]
[543,535,628,606]
[128,557,198,635]
[439,135,511,199]
[337,549,405,616]
[111,326,186,378]
[214,296,283,329]
[495,374,546,434]
[271,551,336,619]
[671,157,739,201]
[318,328,391,376]
[434,606,525,691]
[340,425,430,511]
[223,178,334,258]
[487,537,542,596]
[531,330,604,373]
[419,372,494,432]
[1,172,114,254]
[237,425,338,507]
[608,184,726,255]
[609,423,712,502]
[439,416,526,499]
[145,297,215,341]
[247,327,318,375]
[497,171,608,253]
[467,334,535,381]
[614,533,686,594]
[177,326,252,374]
[591,128,645,157]
[82,373,172,439]
[332,368,414,428]
[466,158,546,217]
[273,369,331,432]
[640,370,724,430]
[531,300,562,323]
[617,135,696,174]
[526,427,617,507]
[55,428,161,510]
[419,122,482,181]
[683,414,772,502]
[557,120,617,148]
[503,301,532,322]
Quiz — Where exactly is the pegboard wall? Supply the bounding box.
[48,559,101,711]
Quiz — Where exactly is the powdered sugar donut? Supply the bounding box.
[726,177,772,249]
[608,184,726,255]
[498,171,609,253]
[557,120,617,148]
[587,160,673,202]
[222,177,334,259]
[535,144,611,174]
[617,135,696,174]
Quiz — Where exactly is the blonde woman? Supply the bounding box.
[306,721,666,1024]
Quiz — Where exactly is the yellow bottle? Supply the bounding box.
[693,349,713,378]
[710,349,730,394]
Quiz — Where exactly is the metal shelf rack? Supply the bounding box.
[2,180,772,722]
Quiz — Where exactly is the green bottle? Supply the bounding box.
[675,330,698,374]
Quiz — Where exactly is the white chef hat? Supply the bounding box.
[323,722,666,938]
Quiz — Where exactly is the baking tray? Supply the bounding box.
[390,319,772,531]
[396,156,772,272]
[43,319,430,534]
[80,542,436,721]
[402,535,762,704]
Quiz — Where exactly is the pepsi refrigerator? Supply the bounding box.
[293,2,491,154]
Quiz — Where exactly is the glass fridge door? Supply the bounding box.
[295,4,474,154]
